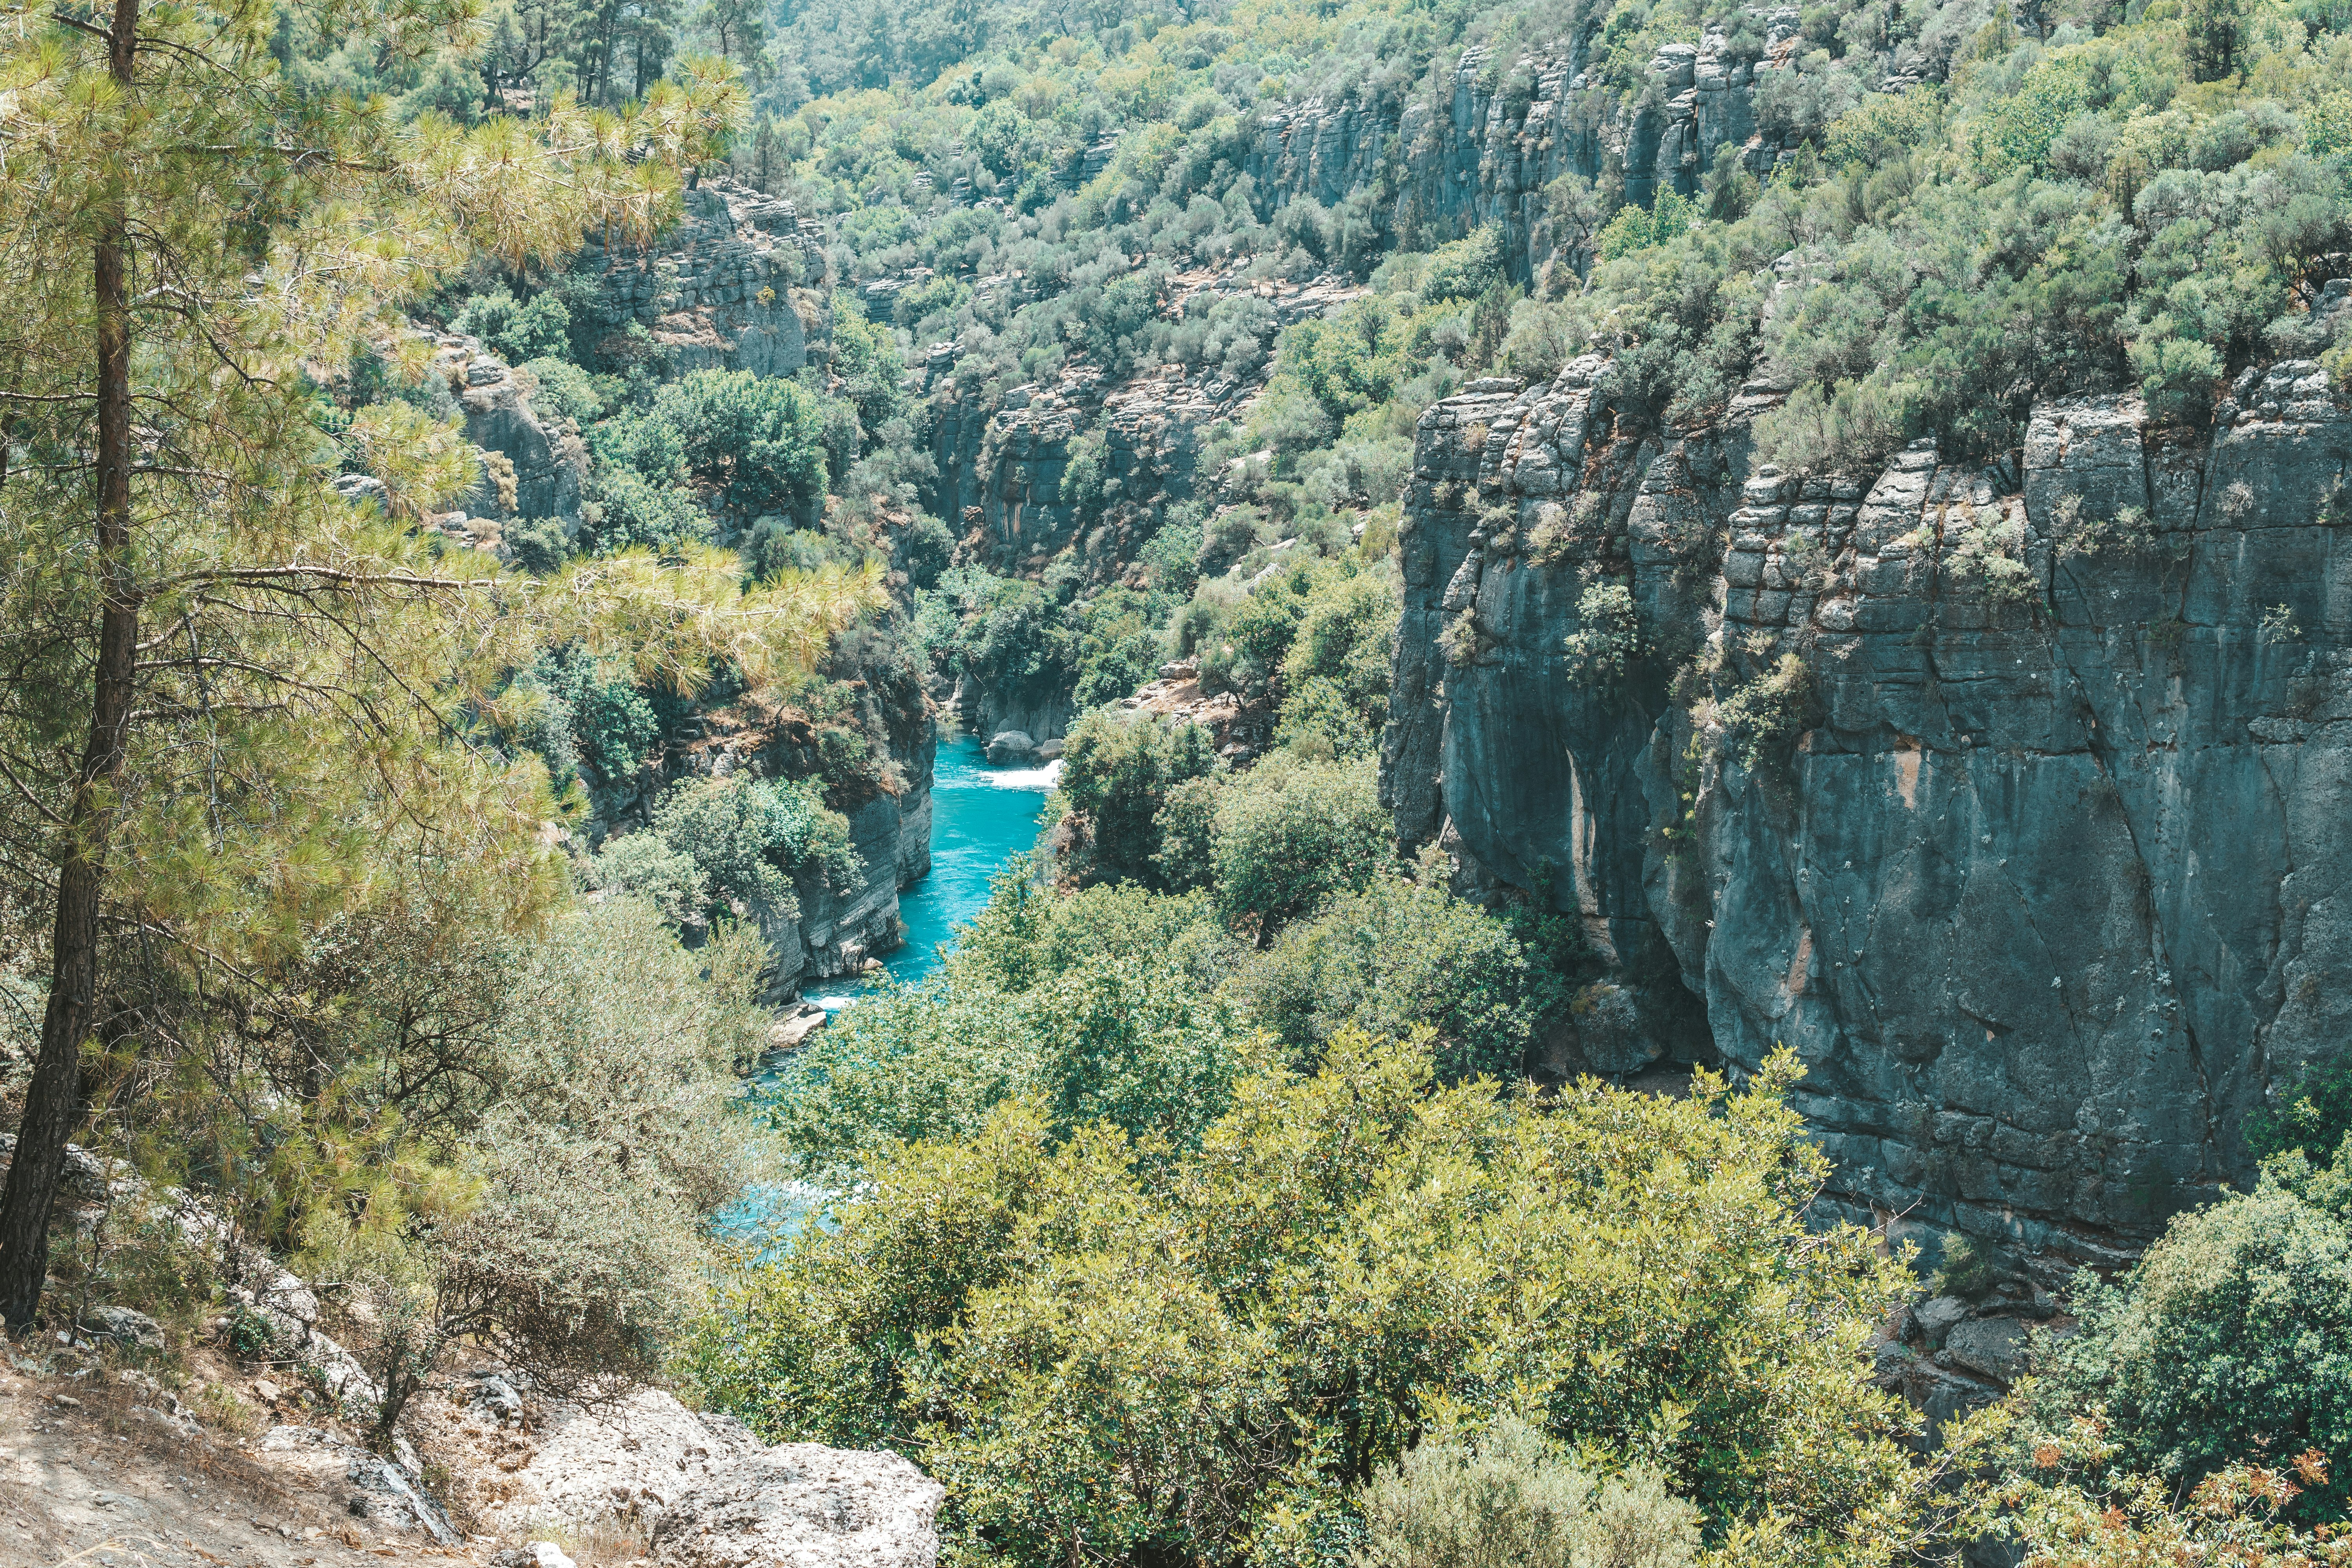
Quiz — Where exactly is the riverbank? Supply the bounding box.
[800,734,1056,1012]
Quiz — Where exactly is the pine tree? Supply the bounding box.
[0,0,878,1330]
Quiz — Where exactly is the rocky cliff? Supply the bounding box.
[1247,5,1989,271]
[1249,25,1779,272]
[1386,349,2352,1276]
[589,179,829,379]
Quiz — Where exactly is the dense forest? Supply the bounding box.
[9,0,2352,1562]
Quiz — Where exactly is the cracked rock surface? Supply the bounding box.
[1385,347,2352,1272]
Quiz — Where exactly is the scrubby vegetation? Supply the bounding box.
[13,0,2352,1561]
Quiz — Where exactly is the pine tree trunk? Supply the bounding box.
[0,0,142,1334]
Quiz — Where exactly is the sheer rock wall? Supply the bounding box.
[1386,354,2352,1274]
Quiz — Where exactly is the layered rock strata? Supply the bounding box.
[1386,353,2352,1272]
[588,181,827,379]
[1248,25,1802,273]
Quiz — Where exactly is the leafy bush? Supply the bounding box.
[1227,870,1559,1079]
[1562,579,1644,687]
[1137,510,1204,595]
[1280,558,1398,726]
[1715,653,1817,768]
[307,898,765,1442]
[651,369,830,522]
[1359,1417,1700,1568]
[683,1038,1928,1564]
[2249,1052,2352,1166]
[1596,189,1697,262]
[457,287,571,363]
[520,356,613,425]
[1054,711,1221,887]
[2035,1152,2352,1522]
[1273,673,1374,759]
[504,515,573,575]
[1209,753,1393,934]
[769,946,1248,1173]
[585,466,710,554]
[613,773,862,929]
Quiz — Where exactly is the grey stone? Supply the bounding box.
[483,1386,763,1544]
[1381,373,2352,1273]
[468,1370,524,1425]
[80,1306,163,1352]
[651,1444,944,1568]
[1913,1296,1969,1346]
[985,730,1037,762]
[261,1425,457,1544]
[1945,1317,2032,1383]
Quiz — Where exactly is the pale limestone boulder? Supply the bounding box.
[652,1444,943,1568]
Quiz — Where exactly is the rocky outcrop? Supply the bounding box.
[765,760,937,993]
[928,268,1367,584]
[1249,30,1784,274]
[1244,13,1988,276]
[652,1444,944,1568]
[485,1386,944,1568]
[589,181,826,379]
[1385,350,2352,1275]
[481,1387,762,1541]
[259,1425,458,1544]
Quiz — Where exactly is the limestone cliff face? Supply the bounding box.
[1386,353,2352,1274]
[758,718,938,997]
[1248,23,1808,273]
[589,181,827,380]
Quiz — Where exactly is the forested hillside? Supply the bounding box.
[11,0,2352,1563]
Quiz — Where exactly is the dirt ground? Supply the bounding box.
[0,1351,488,1568]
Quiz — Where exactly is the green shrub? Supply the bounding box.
[621,773,862,928]
[769,946,1248,1173]
[1226,870,1557,1079]
[1280,559,1398,723]
[895,512,953,588]
[1210,753,1393,934]
[1715,653,1817,768]
[520,356,613,425]
[586,466,710,554]
[651,369,830,523]
[2035,1154,2352,1522]
[1753,376,1911,476]
[1138,509,1203,595]
[1273,673,1373,759]
[1596,189,1697,263]
[682,1038,1926,1563]
[504,515,572,575]
[1152,774,1224,893]
[1562,579,1644,687]
[592,831,708,927]
[457,287,571,363]
[310,898,763,1443]
[1359,1417,1700,1568]
[1054,711,1220,886]
[2248,1052,2352,1166]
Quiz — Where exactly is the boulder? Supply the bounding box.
[0,1134,115,1204]
[1914,1295,1970,1347]
[260,1425,457,1544]
[652,1444,944,1568]
[466,1369,525,1426]
[985,730,1036,762]
[480,1387,762,1542]
[1944,1317,2032,1384]
[80,1305,164,1352]
[768,1003,829,1052]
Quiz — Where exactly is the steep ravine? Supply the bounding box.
[1385,352,2352,1276]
